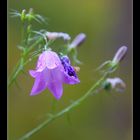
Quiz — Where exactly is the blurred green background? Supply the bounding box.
[8,0,132,140]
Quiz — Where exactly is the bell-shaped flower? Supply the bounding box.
[29,50,80,100]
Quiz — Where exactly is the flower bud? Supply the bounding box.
[46,32,71,41]
[112,46,128,64]
[29,8,34,14]
[28,8,34,22]
[21,9,26,22]
[103,77,126,92]
[69,33,86,49]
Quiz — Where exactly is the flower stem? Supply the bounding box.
[8,57,24,87]
[18,72,108,140]
[8,38,43,88]
[25,37,43,55]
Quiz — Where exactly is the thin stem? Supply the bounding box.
[25,37,43,55]
[8,57,24,87]
[18,72,108,140]
[8,21,28,87]
[8,38,43,87]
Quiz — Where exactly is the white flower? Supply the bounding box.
[105,77,126,92]
[46,32,71,41]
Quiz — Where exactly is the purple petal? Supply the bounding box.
[60,55,80,84]
[36,51,61,71]
[112,46,127,63]
[48,81,63,100]
[69,33,86,48]
[30,69,49,95]
[29,70,39,78]
[63,71,80,84]
[47,67,64,99]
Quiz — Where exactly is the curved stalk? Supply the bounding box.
[18,72,108,140]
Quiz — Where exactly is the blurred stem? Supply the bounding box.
[18,72,108,140]
[21,22,28,46]
[8,57,24,87]
[8,37,43,88]
[26,37,43,55]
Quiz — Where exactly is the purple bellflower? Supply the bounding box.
[29,50,80,100]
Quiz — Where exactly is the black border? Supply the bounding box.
[0,0,7,139]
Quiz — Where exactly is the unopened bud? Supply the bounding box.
[29,8,33,14]
[46,32,71,41]
[112,46,127,64]
[27,8,34,22]
[69,33,86,49]
[21,9,26,22]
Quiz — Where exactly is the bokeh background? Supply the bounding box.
[8,0,132,140]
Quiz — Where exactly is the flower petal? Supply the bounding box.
[29,70,39,78]
[48,81,63,100]
[36,51,62,71]
[30,69,48,95]
[63,71,80,84]
[46,67,64,99]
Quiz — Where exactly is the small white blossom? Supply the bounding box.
[106,77,126,92]
[46,32,71,41]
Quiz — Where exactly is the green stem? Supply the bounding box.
[18,73,108,140]
[8,38,43,88]
[8,57,24,87]
[26,37,43,55]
